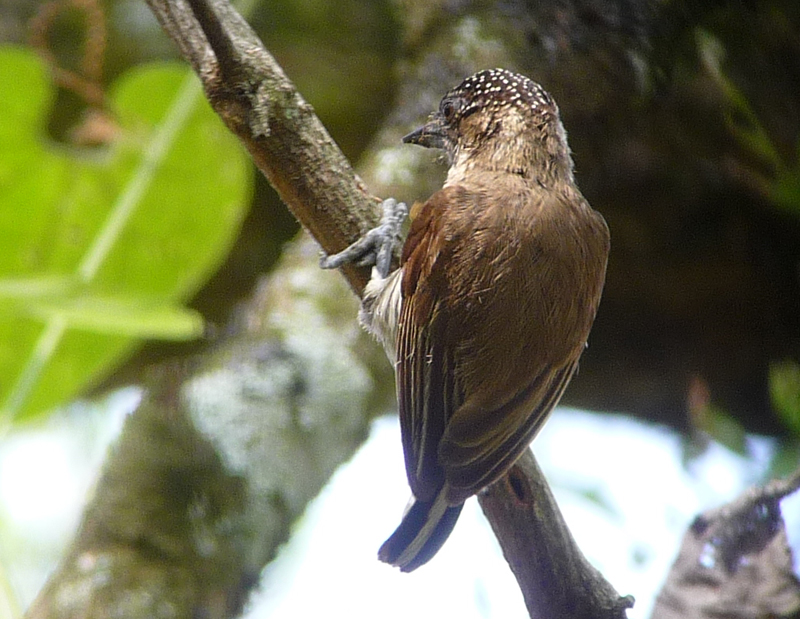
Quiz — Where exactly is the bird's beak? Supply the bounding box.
[403,116,447,150]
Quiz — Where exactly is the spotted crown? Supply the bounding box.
[448,68,554,117]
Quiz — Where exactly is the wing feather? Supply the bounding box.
[395,179,606,507]
[396,190,461,502]
[439,358,578,502]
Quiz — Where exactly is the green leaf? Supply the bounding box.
[697,405,747,455]
[28,296,204,340]
[769,359,800,437]
[0,276,76,300]
[0,47,252,423]
[696,30,800,221]
[696,30,784,175]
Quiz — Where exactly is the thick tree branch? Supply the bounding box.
[25,250,376,619]
[144,0,632,617]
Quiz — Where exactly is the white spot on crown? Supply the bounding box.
[452,68,552,114]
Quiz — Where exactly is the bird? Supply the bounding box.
[322,68,609,571]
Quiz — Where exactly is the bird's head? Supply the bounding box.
[403,68,573,184]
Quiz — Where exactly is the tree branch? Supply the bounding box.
[652,467,800,619]
[144,0,632,617]
[146,0,380,294]
[25,249,377,618]
[480,450,633,619]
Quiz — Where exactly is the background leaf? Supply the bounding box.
[770,359,800,437]
[0,47,252,423]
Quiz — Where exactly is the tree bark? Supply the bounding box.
[652,469,800,619]
[25,242,381,619]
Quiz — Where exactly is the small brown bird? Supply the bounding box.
[323,68,609,571]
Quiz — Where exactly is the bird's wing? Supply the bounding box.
[397,183,597,505]
[438,358,578,503]
[396,187,464,503]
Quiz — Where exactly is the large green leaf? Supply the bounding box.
[0,47,252,423]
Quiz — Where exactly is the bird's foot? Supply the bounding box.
[320,198,407,279]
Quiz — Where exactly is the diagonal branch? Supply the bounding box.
[144,0,632,617]
[147,0,379,294]
[481,450,634,618]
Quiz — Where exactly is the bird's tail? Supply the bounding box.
[378,490,464,572]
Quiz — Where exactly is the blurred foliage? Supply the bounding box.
[0,0,402,421]
[249,0,398,159]
[773,150,800,216]
[695,406,748,457]
[697,28,800,219]
[770,359,800,437]
[684,363,800,480]
[766,441,800,479]
[686,357,800,477]
[0,47,251,425]
[684,374,747,456]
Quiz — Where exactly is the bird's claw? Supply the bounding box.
[320,198,408,279]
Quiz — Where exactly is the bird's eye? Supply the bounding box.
[441,99,457,122]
